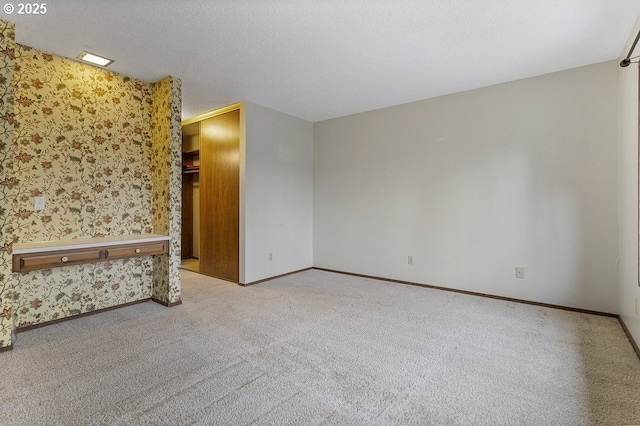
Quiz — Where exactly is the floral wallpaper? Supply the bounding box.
[0,18,182,341]
[12,259,153,327]
[11,44,159,329]
[0,20,15,349]
[151,76,182,305]
[12,45,154,240]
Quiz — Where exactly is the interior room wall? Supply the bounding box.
[243,101,313,284]
[11,44,157,328]
[151,76,182,306]
[618,16,640,342]
[0,20,15,348]
[182,133,199,152]
[314,61,619,313]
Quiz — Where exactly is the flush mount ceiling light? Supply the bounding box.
[77,51,114,67]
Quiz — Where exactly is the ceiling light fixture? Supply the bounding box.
[77,51,114,67]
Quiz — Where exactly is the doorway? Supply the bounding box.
[181,105,240,282]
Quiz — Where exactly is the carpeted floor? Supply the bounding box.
[1,269,640,425]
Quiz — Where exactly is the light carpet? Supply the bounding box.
[1,269,639,425]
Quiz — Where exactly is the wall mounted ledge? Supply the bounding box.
[13,233,170,254]
[12,234,169,273]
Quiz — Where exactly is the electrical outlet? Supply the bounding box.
[268,252,273,261]
[515,267,524,279]
[408,255,413,265]
[34,196,45,211]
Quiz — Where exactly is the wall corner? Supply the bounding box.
[0,19,15,349]
[151,76,182,305]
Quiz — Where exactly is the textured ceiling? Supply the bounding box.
[7,0,640,122]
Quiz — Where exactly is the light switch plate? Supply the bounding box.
[34,196,45,211]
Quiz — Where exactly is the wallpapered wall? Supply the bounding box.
[0,21,15,348]
[151,76,182,305]
[11,44,157,329]
[13,46,155,240]
[0,21,182,345]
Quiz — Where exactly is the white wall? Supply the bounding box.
[314,62,620,313]
[619,17,640,341]
[243,101,314,283]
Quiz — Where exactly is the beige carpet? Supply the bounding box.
[2,269,640,425]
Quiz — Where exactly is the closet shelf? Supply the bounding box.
[182,165,200,174]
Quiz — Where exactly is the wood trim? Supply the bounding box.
[242,267,314,286]
[618,316,640,360]
[313,268,617,318]
[151,297,183,307]
[181,103,242,126]
[16,298,152,332]
[0,343,13,352]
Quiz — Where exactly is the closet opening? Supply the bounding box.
[181,104,240,282]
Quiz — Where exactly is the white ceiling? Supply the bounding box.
[8,0,640,122]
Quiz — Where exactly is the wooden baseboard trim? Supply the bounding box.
[313,267,617,318]
[242,267,314,286]
[16,298,152,333]
[151,297,183,307]
[618,316,640,360]
[0,343,13,352]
